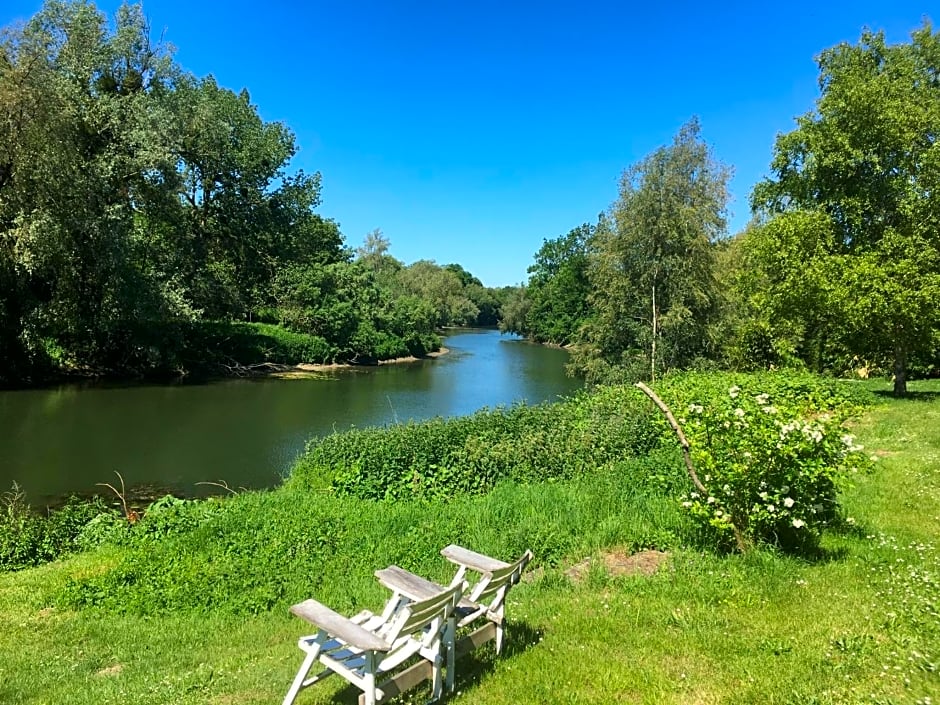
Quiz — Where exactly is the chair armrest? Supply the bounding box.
[290,598,391,652]
[441,544,509,573]
[375,565,445,602]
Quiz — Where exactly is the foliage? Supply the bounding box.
[651,372,874,552]
[395,260,480,328]
[61,457,686,616]
[0,487,115,571]
[573,118,731,384]
[751,22,940,395]
[290,387,660,501]
[505,224,592,345]
[273,260,441,363]
[2,2,487,385]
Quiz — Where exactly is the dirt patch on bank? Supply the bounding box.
[565,549,670,582]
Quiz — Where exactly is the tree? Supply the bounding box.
[0,1,348,379]
[752,23,940,395]
[497,286,530,336]
[574,119,730,383]
[522,223,593,345]
[395,260,478,327]
[0,1,179,369]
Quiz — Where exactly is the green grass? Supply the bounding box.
[0,377,937,704]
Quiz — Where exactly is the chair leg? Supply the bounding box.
[445,617,456,694]
[494,604,506,655]
[429,639,443,702]
[283,648,319,705]
[362,651,378,705]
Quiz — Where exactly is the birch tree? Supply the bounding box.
[574,118,730,383]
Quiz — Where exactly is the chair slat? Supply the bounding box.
[290,599,392,653]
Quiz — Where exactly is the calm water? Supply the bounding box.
[0,330,581,504]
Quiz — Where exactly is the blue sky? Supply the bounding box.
[1,1,935,286]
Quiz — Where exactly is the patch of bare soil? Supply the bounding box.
[95,664,122,677]
[564,549,670,583]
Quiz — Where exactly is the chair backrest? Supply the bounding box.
[469,549,533,606]
[381,581,463,644]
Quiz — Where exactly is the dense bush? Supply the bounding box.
[0,487,115,571]
[650,372,875,552]
[288,385,661,500]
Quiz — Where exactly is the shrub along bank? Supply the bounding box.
[0,372,875,576]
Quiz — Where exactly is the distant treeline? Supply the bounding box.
[502,23,940,395]
[0,2,509,386]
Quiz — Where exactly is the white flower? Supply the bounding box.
[792,518,805,529]
[681,501,693,508]
[688,403,704,414]
[762,405,777,415]
[707,496,716,504]
[729,386,741,398]
[784,497,795,508]
[755,393,770,405]
[734,408,745,418]
[801,424,823,443]
[767,504,776,513]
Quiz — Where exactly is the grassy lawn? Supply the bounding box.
[1,379,937,704]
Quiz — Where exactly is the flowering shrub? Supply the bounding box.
[665,378,872,553]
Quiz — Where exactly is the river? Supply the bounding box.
[0,329,581,505]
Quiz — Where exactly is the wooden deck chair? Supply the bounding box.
[374,545,533,695]
[282,578,464,705]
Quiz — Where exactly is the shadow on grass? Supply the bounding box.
[329,620,542,704]
[872,389,940,402]
[807,544,851,563]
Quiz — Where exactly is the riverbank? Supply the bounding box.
[269,346,450,379]
[1,376,937,703]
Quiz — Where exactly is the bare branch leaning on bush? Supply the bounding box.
[634,382,748,552]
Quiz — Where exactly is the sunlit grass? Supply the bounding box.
[1,378,937,704]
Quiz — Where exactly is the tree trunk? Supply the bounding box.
[893,344,908,397]
[650,284,657,383]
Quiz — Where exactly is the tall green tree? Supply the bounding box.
[574,119,730,383]
[395,260,479,327]
[0,1,348,380]
[170,75,341,319]
[521,223,593,345]
[751,22,940,395]
[0,1,178,370]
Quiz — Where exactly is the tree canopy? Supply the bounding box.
[573,118,730,383]
[0,1,502,385]
[750,22,940,394]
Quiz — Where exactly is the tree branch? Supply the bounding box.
[634,381,748,552]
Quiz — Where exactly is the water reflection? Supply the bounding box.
[0,330,581,503]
